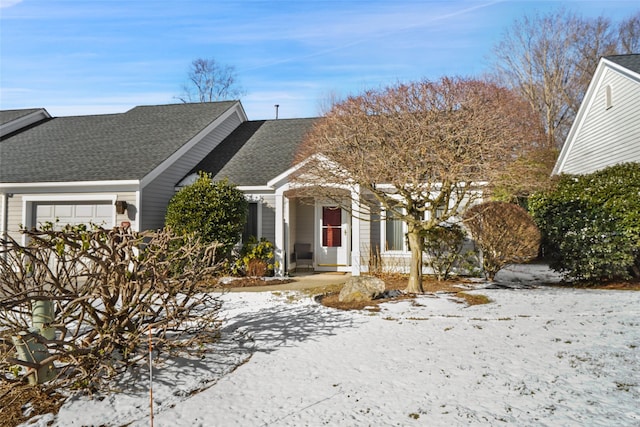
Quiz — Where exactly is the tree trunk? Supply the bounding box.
[405,229,424,293]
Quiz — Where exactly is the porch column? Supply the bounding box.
[274,191,285,277]
[351,185,361,276]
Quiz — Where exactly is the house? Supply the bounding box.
[553,54,640,175]
[1,101,460,277]
[176,117,373,276]
[178,118,468,277]
[1,102,247,245]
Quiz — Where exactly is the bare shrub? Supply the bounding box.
[0,225,222,393]
[463,202,541,280]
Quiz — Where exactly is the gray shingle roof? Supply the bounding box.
[605,54,640,74]
[190,118,317,186]
[0,102,237,183]
[0,108,44,126]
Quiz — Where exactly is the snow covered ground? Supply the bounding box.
[22,266,640,426]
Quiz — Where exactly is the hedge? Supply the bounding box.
[529,163,640,282]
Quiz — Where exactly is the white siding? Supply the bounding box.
[141,111,243,231]
[559,68,640,175]
[114,193,138,228]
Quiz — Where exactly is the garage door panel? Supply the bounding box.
[34,201,114,230]
[95,204,113,217]
[55,205,73,218]
[36,205,53,218]
[74,205,94,218]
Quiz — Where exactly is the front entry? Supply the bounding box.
[315,203,350,271]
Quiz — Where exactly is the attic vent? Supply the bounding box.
[605,85,613,109]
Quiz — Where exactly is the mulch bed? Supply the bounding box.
[317,274,481,311]
[218,277,295,288]
[0,382,64,427]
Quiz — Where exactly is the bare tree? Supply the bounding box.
[618,12,640,53]
[293,77,545,293]
[177,58,244,103]
[491,145,560,203]
[491,9,638,148]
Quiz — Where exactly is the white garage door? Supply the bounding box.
[34,201,114,230]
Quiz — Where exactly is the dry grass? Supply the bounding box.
[196,276,295,291]
[0,382,64,427]
[456,292,492,306]
[317,274,489,310]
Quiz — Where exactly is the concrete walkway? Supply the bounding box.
[226,272,351,292]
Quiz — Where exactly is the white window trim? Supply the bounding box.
[244,195,263,239]
[381,208,409,254]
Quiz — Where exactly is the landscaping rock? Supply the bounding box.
[338,276,386,303]
[378,289,404,299]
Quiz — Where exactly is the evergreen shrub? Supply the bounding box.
[422,224,479,281]
[235,236,278,277]
[529,162,640,282]
[165,173,248,257]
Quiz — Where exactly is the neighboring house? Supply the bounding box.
[553,54,640,175]
[0,102,247,245]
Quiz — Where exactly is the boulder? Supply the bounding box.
[338,276,386,303]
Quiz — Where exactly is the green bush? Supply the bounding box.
[422,224,479,281]
[529,163,640,282]
[165,173,248,257]
[463,201,540,280]
[234,236,278,277]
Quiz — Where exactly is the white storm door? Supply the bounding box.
[316,204,349,268]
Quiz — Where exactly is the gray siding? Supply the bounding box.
[260,194,276,243]
[6,194,23,242]
[358,205,382,273]
[355,203,373,272]
[561,69,640,175]
[141,111,243,231]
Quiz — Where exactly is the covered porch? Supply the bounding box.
[272,188,367,277]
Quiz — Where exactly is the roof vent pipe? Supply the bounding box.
[274,104,279,120]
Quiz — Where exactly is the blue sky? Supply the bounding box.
[1,0,638,120]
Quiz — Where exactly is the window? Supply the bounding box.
[383,206,408,251]
[242,202,258,242]
[322,206,342,247]
[385,212,404,251]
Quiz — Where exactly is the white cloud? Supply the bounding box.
[0,0,23,8]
